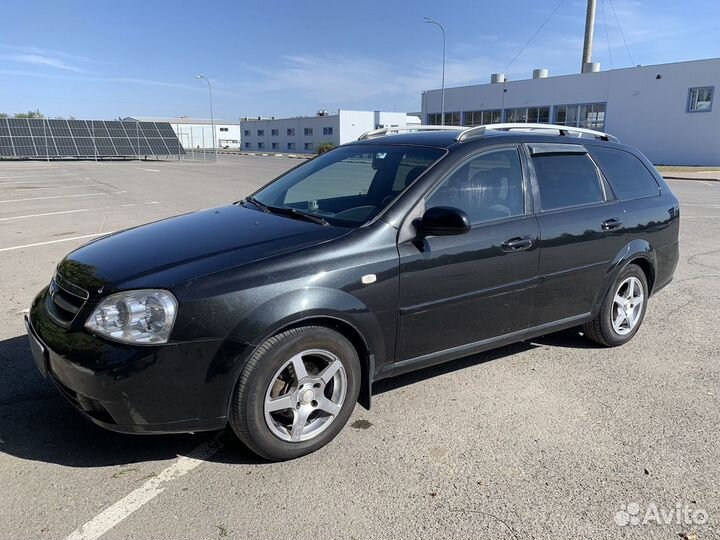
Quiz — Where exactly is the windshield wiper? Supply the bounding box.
[242,197,328,225]
[271,206,329,226]
[242,196,270,213]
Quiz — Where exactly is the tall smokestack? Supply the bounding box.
[581,0,597,71]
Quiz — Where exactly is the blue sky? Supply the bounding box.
[1,0,718,121]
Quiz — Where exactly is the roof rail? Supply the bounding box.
[358,124,462,140]
[456,123,618,143]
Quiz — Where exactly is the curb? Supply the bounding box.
[662,175,720,182]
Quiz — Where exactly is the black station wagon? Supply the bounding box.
[26,123,680,460]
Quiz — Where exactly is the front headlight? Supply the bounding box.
[85,290,178,345]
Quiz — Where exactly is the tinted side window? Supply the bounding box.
[427,148,524,224]
[533,153,604,211]
[590,147,660,200]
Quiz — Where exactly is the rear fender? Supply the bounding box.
[591,240,656,316]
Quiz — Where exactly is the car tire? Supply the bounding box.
[229,325,361,461]
[583,263,649,347]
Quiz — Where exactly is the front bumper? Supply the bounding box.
[27,287,250,434]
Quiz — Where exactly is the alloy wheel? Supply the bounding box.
[263,349,347,442]
[611,276,644,336]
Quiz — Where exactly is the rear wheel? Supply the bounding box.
[583,264,648,347]
[229,326,360,461]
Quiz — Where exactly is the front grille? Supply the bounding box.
[46,273,89,326]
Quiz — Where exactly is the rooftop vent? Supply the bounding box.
[316,110,329,116]
[490,73,506,84]
[533,68,549,79]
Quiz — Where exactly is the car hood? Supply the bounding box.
[56,204,350,297]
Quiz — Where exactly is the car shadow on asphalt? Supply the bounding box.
[0,335,263,467]
[372,328,599,395]
[0,328,597,467]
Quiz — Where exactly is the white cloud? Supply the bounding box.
[0,53,85,72]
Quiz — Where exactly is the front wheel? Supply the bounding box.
[583,263,649,347]
[229,326,361,461]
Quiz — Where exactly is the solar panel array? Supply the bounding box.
[0,119,185,158]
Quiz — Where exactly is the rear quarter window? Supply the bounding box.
[532,153,604,211]
[589,147,660,200]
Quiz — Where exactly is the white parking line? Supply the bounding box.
[0,232,114,253]
[681,203,720,208]
[0,184,99,191]
[0,191,126,204]
[666,179,720,187]
[0,201,160,221]
[64,437,223,540]
[0,177,92,185]
[0,173,77,180]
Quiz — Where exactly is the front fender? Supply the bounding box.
[213,286,386,412]
[591,239,656,315]
[228,287,384,353]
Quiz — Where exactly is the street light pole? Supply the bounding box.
[196,74,218,163]
[424,17,446,126]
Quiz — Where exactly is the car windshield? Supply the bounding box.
[249,144,445,227]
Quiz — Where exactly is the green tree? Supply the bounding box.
[0,112,8,118]
[14,109,45,119]
[316,142,335,154]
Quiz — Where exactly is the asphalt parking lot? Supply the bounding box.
[1,156,719,540]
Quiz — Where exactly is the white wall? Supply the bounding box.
[422,58,720,165]
[241,110,420,153]
[172,124,241,149]
[241,116,341,153]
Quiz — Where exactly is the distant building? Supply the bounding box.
[421,58,719,165]
[240,110,420,153]
[123,116,241,149]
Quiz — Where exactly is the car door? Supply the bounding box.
[527,143,628,326]
[396,145,540,364]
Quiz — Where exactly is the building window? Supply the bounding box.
[578,103,605,128]
[323,127,333,135]
[257,129,264,136]
[287,128,295,136]
[505,106,549,124]
[304,142,314,151]
[271,142,279,150]
[688,87,714,112]
[463,110,502,126]
[427,113,441,125]
[554,103,606,129]
[258,142,264,149]
[445,112,461,126]
[304,127,313,136]
[271,128,279,136]
[219,127,228,132]
[244,142,250,149]
[243,130,250,136]
[427,112,461,125]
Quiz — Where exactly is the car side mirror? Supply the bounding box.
[414,206,471,237]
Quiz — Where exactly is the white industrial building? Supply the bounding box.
[123,117,241,149]
[421,59,718,166]
[240,110,420,153]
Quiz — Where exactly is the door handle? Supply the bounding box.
[601,218,623,231]
[501,236,534,252]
